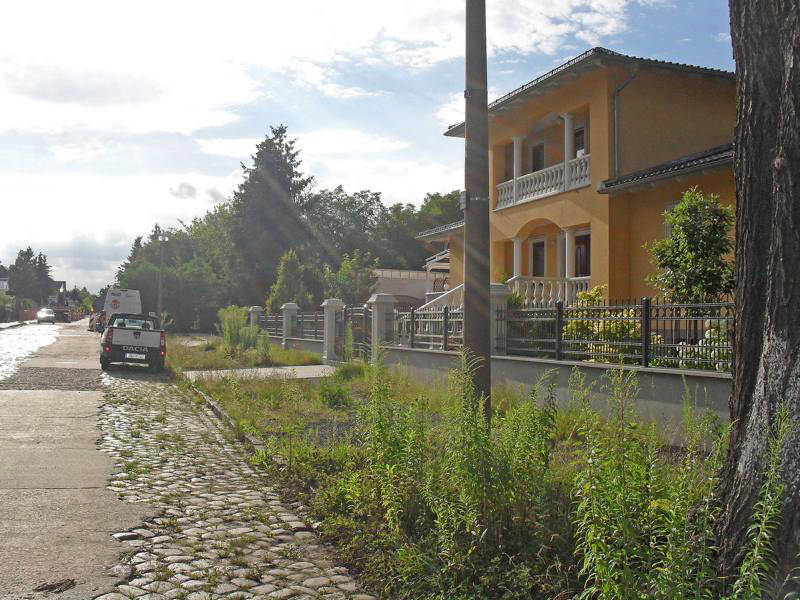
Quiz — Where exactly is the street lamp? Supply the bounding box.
[157,232,169,324]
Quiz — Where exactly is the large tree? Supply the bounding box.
[716,0,800,589]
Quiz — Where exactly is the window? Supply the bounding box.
[575,234,591,277]
[532,143,545,172]
[504,142,514,181]
[530,239,546,277]
[574,127,586,158]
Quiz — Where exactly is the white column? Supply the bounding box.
[248,306,264,328]
[512,237,523,278]
[281,302,299,349]
[321,298,344,363]
[367,294,397,363]
[512,136,523,204]
[561,113,574,190]
[565,228,576,279]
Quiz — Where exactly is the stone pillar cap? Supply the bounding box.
[367,293,397,305]
[281,302,300,310]
[321,298,345,308]
[249,306,264,311]
[490,282,511,297]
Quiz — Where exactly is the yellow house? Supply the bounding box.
[419,47,735,304]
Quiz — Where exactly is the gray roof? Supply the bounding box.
[416,220,464,240]
[444,47,734,138]
[597,143,733,193]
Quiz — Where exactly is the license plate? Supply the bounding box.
[125,353,146,360]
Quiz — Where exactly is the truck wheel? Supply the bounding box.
[100,359,110,371]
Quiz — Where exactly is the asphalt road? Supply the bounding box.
[0,320,148,599]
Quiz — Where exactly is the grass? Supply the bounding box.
[166,334,321,372]
[189,357,787,599]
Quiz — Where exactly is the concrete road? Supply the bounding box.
[0,320,147,599]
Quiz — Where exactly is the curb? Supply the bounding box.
[0,320,37,331]
[188,383,267,454]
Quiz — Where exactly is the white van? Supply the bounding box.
[103,288,142,322]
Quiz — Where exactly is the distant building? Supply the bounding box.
[0,278,8,293]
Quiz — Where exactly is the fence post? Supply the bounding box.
[367,294,397,363]
[281,302,299,350]
[555,300,564,361]
[641,297,651,367]
[442,306,449,351]
[248,306,264,329]
[410,308,416,349]
[321,298,344,363]
[490,282,511,355]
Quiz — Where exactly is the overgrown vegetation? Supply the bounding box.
[166,335,320,372]
[190,357,790,599]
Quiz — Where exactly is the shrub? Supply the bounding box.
[218,305,258,354]
[343,321,354,362]
[646,186,734,303]
[257,332,272,365]
[318,377,351,409]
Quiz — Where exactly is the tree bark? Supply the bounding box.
[717,0,800,590]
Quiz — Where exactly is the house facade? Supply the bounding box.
[418,48,735,304]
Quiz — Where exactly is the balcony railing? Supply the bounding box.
[496,154,591,210]
[508,275,591,307]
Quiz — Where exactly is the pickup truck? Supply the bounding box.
[100,313,166,372]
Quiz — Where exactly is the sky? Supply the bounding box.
[0,0,734,293]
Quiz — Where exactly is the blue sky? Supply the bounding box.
[0,0,734,292]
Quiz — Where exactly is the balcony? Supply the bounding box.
[496,154,591,210]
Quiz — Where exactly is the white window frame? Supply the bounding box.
[528,236,548,277]
[573,121,588,158]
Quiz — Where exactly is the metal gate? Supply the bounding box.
[344,305,371,361]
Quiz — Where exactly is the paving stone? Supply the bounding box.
[88,378,371,599]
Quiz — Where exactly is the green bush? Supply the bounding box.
[318,377,351,409]
[257,332,272,365]
[218,305,258,354]
[342,321,355,362]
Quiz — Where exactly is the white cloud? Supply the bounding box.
[0,170,240,289]
[0,1,651,136]
[714,32,731,43]
[307,156,462,206]
[49,139,112,162]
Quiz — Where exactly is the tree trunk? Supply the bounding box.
[716,0,800,590]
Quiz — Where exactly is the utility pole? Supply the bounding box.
[463,0,492,422]
[157,233,167,324]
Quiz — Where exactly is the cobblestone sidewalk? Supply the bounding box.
[95,375,373,600]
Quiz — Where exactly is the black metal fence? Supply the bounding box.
[259,314,283,338]
[499,298,733,372]
[394,306,464,351]
[295,311,324,341]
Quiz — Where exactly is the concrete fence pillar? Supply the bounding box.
[248,306,264,328]
[321,298,345,363]
[281,302,299,349]
[367,294,397,362]
[490,283,511,355]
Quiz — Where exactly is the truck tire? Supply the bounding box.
[150,359,165,373]
[100,359,110,371]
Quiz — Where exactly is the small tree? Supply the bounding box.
[324,249,378,306]
[266,249,312,312]
[646,187,734,303]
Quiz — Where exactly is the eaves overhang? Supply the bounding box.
[416,219,464,241]
[443,47,734,139]
[597,143,734,194]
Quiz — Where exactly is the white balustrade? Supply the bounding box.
[496,180,515,209]
[496,155,590,210]
[567,154,591,188]
[508,276,591,307]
